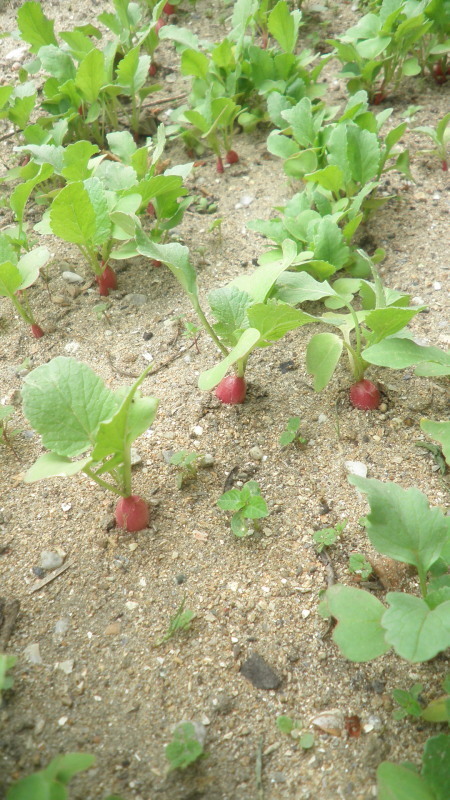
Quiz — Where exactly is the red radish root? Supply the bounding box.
[215,376,246,405]
[163,2,176,13]
[216,156,224,174]
[115,495,149,532]
[96,265,117,296]
[30,323,45,339]
[226,150,239,164]
[349,379,380,410]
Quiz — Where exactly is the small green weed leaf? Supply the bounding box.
[420,421,450,467]
[75,49,106,103]
[231,512,250,537]
[247,302,315,344]
[363,338,450,372]
[217,488,243,512]
[16,246,51,290]
[268,0,301,53]
[0,654,17,693]
[299,731,315,749]
[422,734,450,800]
[165,722,204,771]
[49,182,96,245]
[135,230,198,299]
[231,239,297,302]
[208,285,252,335]
[43,752,96,784]
[241,493,268,519]
[22,357,118,458]
[276,715,295,735]
[306,332,343,392]
[198,328,260,391]
[0,262,22,298]
[377,761,435,800]
[24,453,91,483]
[364,307,421,342]
[279,416,302,448]
[348,477,450,576]
[324,584,389,661]
[349,552,372,580]
[383,594,450,663]
[18,1,57,53]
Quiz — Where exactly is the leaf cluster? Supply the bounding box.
[217,480,269,537]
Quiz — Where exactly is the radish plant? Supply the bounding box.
[0,245,51,337]
[22,356,158,532]
[320,476,450,663]
[129,231,316,402]
[413,111,450,171]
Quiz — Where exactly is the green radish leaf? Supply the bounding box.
[266,131,299,160]
[198,328,261,391]
[116,47,150,93]
[281,98,317,147]
[24,452,91,482]
[39,45,76,83]
[347,125,380,183]
[159,24,200,50]
[84,177,112,246]
[49,181,96,245]
[247,302,315,344]
[324,584,389,661]
[10,164,54,222]
[231,239,297,302]
[383,594,450,662]
[91,367,158,462]
[181,48,209,79]
[422,734,450,800]
[42,752,96,784]
[135,229,198,298]
[19,144,64,172]
[6,772,64,800]
[208,285,252,336]
[363,339,450,372]
[420,420,450,466]
[16,246,51,290]
[304,165,345,195]
[0,262,22,297]
[377,762,435,800]
[364,307,421,341]
[92,160,137,192]
[268,1,302,55]
[348,477,450,575]
[306,332,343,391]
[22,357,118,458]
[106,131,137,162]
[62,141,99,182]
[313,217,350,269]
[275,272,336,305]
[17,1,57,53]
[75,49,106,103]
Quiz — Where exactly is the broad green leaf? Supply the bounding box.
[348,477,450,576]
[159,24,199,50]
[106,130,136,162]
[363,339,450,372]
[247,302,315,344]
[135,230,197,299]
[84,177,112,246]
[347,125,380,183]
[181,49,209,79]
[231,239,297,302]
[306,332,343,391]
[38,45,76,83]
[324,584,389,661]
[18,144,64,172]
[383,594,450,662]
[92,160,137,192]
[61,141,99,182]
[420,420,450,466]
[49,182,96,245]
[364,307,420,341]
[422,734,450,800]
[75,49,106,103]
[17,1,57,53]
[304,165,345,195]
[208,285,252,334]
[281,98,316,147]
[217,488,243,511]
[268,1,302,54]
[266,131,300,160]
[275,272,336,305]
[377,762,435,800]
[22,357,118,458]
[116,47,150,93]
[165,722,204,771]
[24,452,91,482]
[0,262,22,297]
[16,246,51,290]
[198,328,261,391]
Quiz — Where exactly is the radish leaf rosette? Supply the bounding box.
[22,356,158,531]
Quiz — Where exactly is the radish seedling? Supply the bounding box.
[22,357,158,532]
[413,111,450,171]
[0,246,51,337]
[217,480,269,537]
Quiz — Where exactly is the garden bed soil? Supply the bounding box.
[0,1,449,799]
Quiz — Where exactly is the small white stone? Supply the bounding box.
[411,296,425,305]
[433,281,442,290]
[24,643,42,665]
[64,341,80,354]
[56,659,74,675]
[240,194,255,207]
[58,716,68,726]
[301,609,310,619]
[317,414,327,423]
[61,502,71,512]
[143,352,153,362]
[125,601,139,611]
[62,271,84,284]
[344,460,368,478]
[193,425,203,436]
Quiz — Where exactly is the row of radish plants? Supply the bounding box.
[1,1,449,798]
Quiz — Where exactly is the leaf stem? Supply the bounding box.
[83,465,124,496]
